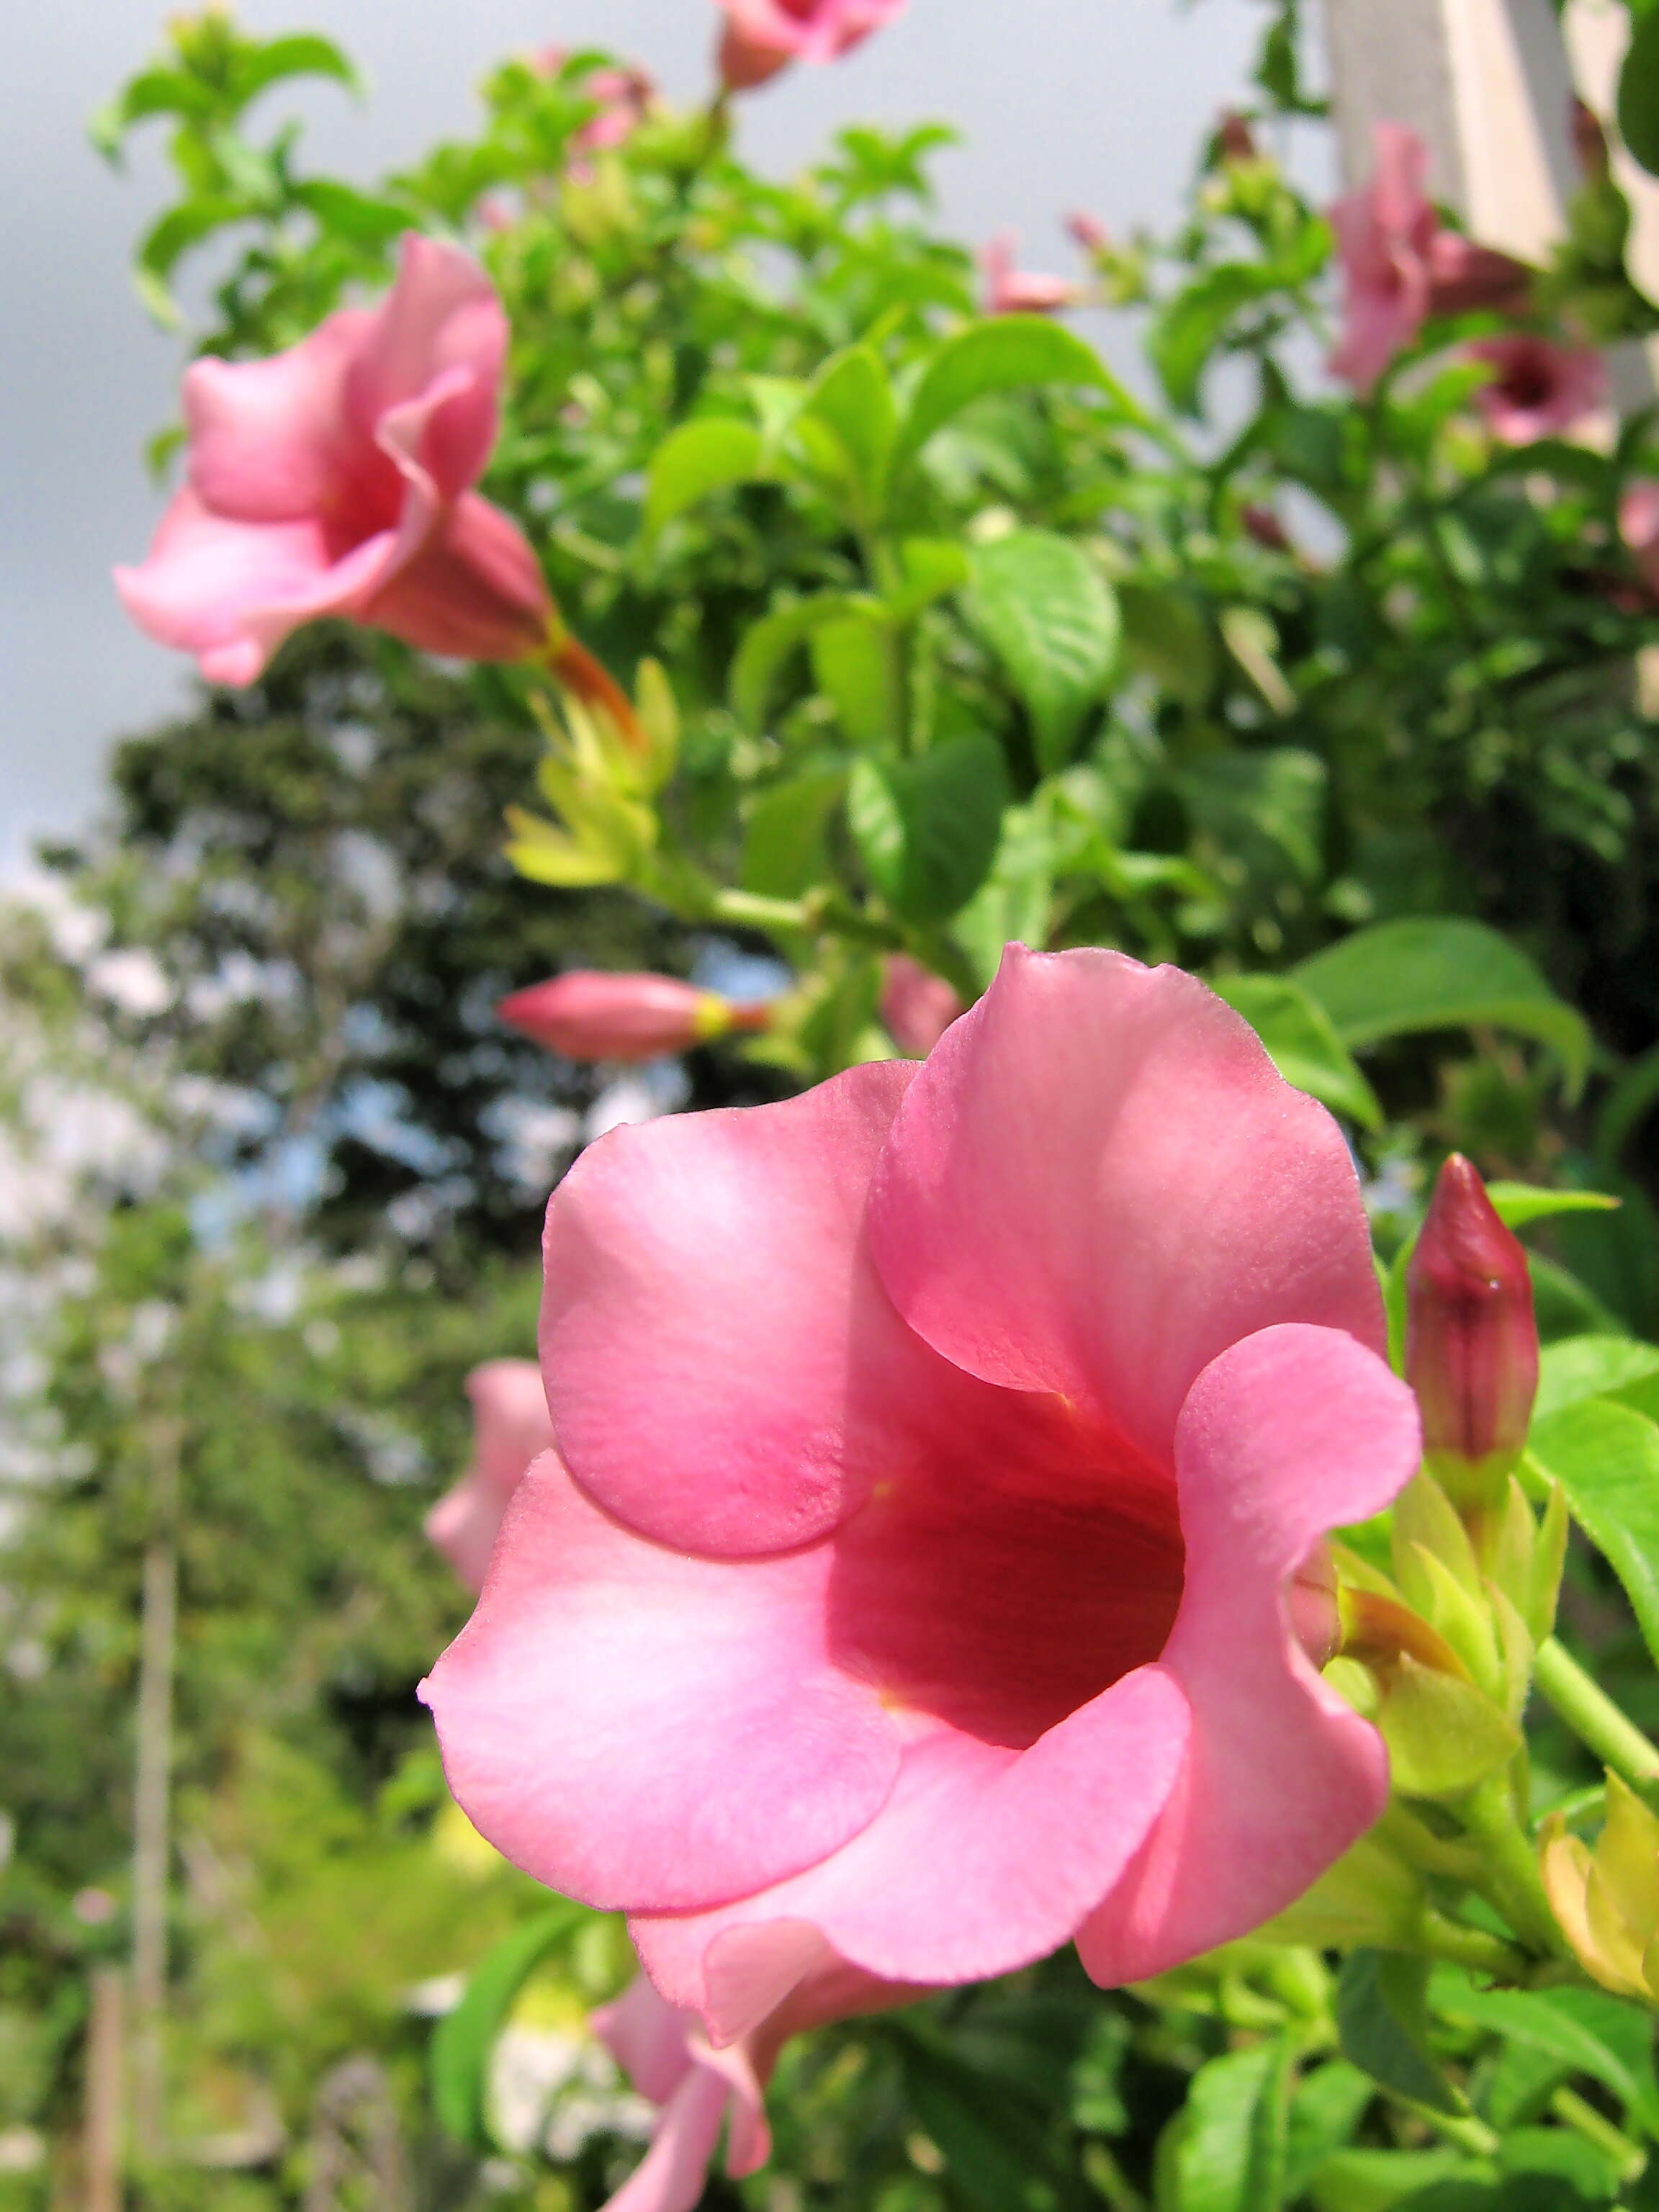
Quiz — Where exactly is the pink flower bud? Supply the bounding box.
[1215,110,1258,164]
[1406,1155,1539,1503]
[1066,210,1110,255]
[1241,503,1291,552]
[980,230,1082,317]
[498,971,772,1063]
[878,956,966,1058]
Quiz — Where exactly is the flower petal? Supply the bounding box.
[346,233,505,496]
[632,1664,1190,2033]
[421,1452,901,1912]
[184,308,373,521]
[870,945,1384,1466]
[598,2066,732,2212]
[1076,1323,1419,1985]
[540,1061,928,1556]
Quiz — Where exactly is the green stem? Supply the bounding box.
[1416,2106,1501,2158]
[1378,1802,1484,1884]
[708,888,814,935]
[1455,1773,1563,1956]
[1534,1637,1659,1797]
[1417,1910,1531,1982]
[1550,2086,1646,2181]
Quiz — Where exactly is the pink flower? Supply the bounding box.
[1406,1154,1538,1509]
[715,0,909,91]
[981,230,1082,317]
[592,1956,923,2211]
[1466,333,1608,444]
[1066,210,1110,256]
[1621,480,1659,594]
[116,234,552,684]
[878,956,965,1058]
[1328,123,1532,394]
[426,1361,554,1594]
[534,49,655,162]
[498,972,773,1064]
[423,947,1420,2041]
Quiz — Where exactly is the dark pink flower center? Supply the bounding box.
[827,1423,1185,1751]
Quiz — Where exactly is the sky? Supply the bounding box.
[0,0,1276,866]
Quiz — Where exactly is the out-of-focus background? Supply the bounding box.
[1,0,1272,866]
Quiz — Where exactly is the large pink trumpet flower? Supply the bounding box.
[1465,332,1608,446]
[116,233,552,684]
[426,1360,554,1594]
[1330,122,1532,393]
[593,1955,924,2212]
[424,946,1419,2043]
[715,0,909,91]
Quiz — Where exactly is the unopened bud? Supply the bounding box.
[1066,210,1110,256]
[498,971,772,1063]
[1541,1775,1659,2000]
[1572,96,1611,184]
[1241,503,1291,552]
[1215,109,1258,164]
[1406,1156,1538,1509]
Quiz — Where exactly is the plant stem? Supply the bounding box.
[1417,1910,1530,1982]
[1455,1773,1563,1956]
[1550,2086,1646,2181]
[1416,2105,1501,2158]
[1534,1637,1659,1797]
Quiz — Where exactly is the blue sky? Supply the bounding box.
[0,0,1279,863]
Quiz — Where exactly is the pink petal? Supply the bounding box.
[184,308,374,521]
[539,1061,924,1555]
[598,2065,732,2212]
[632,1665,1190,2026]
[868,945,1383,1467]
[346,233,505,496]
[363,491,550,663]
[113,487,397,685]
[1076,1323,1419,1984]
[421,1452,901,1912]
[1370,120,1431,239]
[426,1359,552,1592]
[593,1975,698,2107]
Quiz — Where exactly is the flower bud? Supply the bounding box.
[1541,1774,1659,2000]
[879,957,966,1058]
[1406,1155,1539,1509]
[498,972,773,1064]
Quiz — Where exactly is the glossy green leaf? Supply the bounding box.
[963,531,1118,773]
[1534,1335,1659,1423]
[848,734,1009,924]
[1529,1398,1659,1666]
[741,768,846,899]
[1292,920,1591,1097]
[811,613,901,745]
[644,418,766,534]
[1212,974,1382,1128]
[429,1905,578,2149]
[1335,1951,1465,2116]
[1434,1979,1659,2139]
[898,316,1128,460]
[1620,8,1659,179]
[729,593,866,730]
[1163,2034,1296,2212]
[803,346,897,514]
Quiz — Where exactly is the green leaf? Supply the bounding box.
[89,67,212,161]
[1118,584,1216,705]
[1620,8,1659,179]
[741,769,846,900]
[1434,1979,1659,2139]
[290,179,409,249]
[848,734,1009,924]
[811,613,900,745]
[1335,1951,1465,2116]
[897,316,1129,461]
[1285,2061,1376,2201]
[729,593,866,730]
[950,794,1058,986]
[963,531,1118,772]
[1529,1399,1659,1666]
[802,346,896,516]
[644,418,765,534]
[1184,748,1326,888]
[886,537,970,621]
[1152,263,1281,414]
[1164,2034,1296,2212]
[1305,2149,1485,2212]
[429,1905,577,2149]
[1292,920,1591,1097]
[230,32,361,110]
[1534,1335,1659,1423]
[1484,1185,1620,1229]
[1211,975,1383,1128]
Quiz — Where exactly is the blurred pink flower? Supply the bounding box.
[716,0,909,91]
[424,946,1419,2043]
[498,971,773,1064]
[981,230,1082,316]
[1621,480,1659,593]
[534,48,655,163]
[1066,210,1110,255]
[878,956,965,1057]
[427,1362,554,1594]
[116,234,551,683]
[1329,123,1532,393]
[593,1955,924,2211]
[1466,333,1608,444]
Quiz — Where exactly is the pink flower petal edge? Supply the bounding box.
[425,1359,553,1594]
